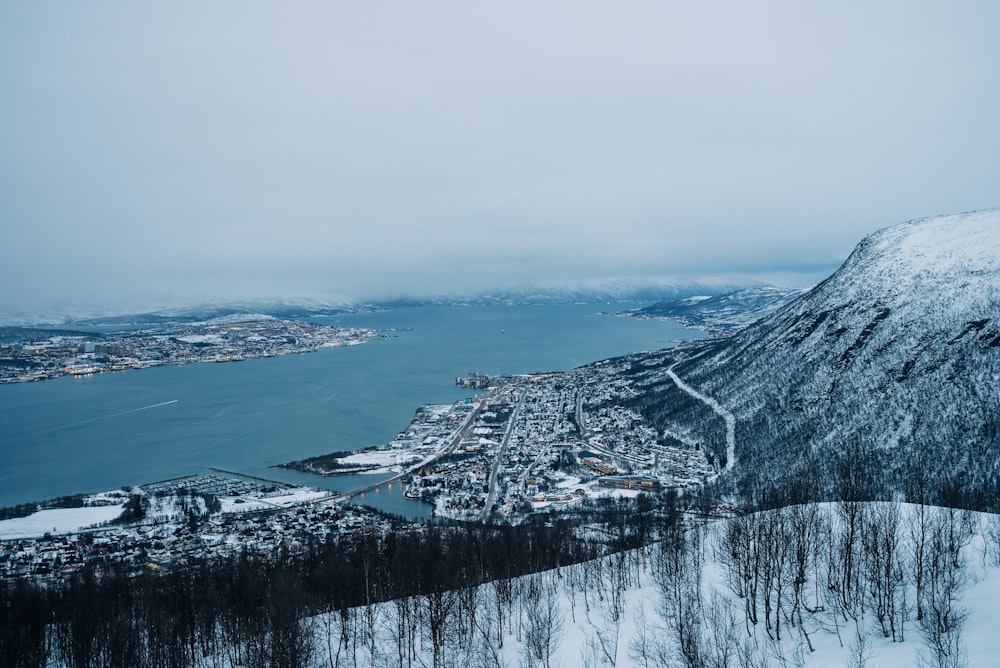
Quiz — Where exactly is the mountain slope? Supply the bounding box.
[634,285,809,333]
[629,209,1000,504]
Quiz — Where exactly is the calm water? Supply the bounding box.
[0,304,703,517]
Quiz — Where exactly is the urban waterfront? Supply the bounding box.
[0,304,705,516]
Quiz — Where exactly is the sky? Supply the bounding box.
[1,1,998,315]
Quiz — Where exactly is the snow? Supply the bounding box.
[589,486,643,499]
[553,474,583,489]
[337,451,421,470]
[833,208,1000,313]
[876,209,1000,277]
[174,334,223,344]
[217,488,330,513]
[0,487,330,537]
[642,208,1000,497]
[200,313,277,325]
[298,504,1000,668]
[666,366,736,471]
[0,505,125,539]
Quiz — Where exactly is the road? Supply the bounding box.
[340,401,485,502]
[575,388,586,438]
[480,392,526,521]
[666,367,736,471]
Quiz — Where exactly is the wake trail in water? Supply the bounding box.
[103,400,179,419]
[2,400,179,443]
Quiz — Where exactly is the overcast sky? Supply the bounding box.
[2,2,998,314]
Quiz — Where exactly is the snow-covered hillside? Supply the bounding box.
[634,285,809,333]
[302,503,1000,668]
[626,209,1000,501]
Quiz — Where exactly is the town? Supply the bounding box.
[290,358,719,522]
[0,316,379,383]
[401,363,717,521]
[0,474,412,583]
[1,353,722,583]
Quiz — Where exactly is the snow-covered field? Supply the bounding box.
[217,488,331,513]
[336,450,422,472]
[0,505,125,540]
[0,486,331,539]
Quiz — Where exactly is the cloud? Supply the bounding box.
[1,1,998,312]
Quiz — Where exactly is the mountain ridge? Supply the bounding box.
[625,208,1000,505]
[632,285,809,333]
[0,280,774,328]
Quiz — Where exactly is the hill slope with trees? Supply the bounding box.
[624,209,1000,504]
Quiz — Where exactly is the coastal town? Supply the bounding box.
[0,474,409,583]
[0,316,379,383]
[284,358,718,523]
[400,365,716,521]
[1,351,723,583]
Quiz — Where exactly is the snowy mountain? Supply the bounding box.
[633,285,810,333]
[626,209,1000,503]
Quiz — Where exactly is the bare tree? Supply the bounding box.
[837,497,864,617]
[861,502,905,641]
[720,510,761,633]
[522,576,563,668]
[424,589,456,668]
[493,577,514,648]
[384,595,417,668]
[909,499,933,622]
[653,523,706,668]
[982,512,1000,567]
[847,619,874,668]
[627,602,672,668]
[788,501,821,619]
[319,610,343,668]
[759,508,792,641]
[470,585,507,668]
[836,441,870,618]
[917,504,976,668]
[590,585,622,668]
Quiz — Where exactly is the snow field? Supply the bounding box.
[0,505,126,540]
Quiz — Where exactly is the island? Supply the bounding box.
[0,315,379,384]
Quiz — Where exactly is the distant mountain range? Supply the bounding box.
[622,209,1000,506]
[0,298,363,328]
[361,278,772,310]
[60,299,365,327]
[1,281,777,328]
[631,285,809,333]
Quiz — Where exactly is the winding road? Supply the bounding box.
[666,367,736,472]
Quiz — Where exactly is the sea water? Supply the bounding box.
[0,304,705,517]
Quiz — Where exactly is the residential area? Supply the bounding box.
[0,474,408,583]
[0,316,378,383]
[402,362,718,521]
